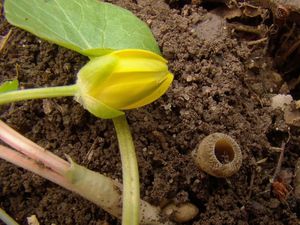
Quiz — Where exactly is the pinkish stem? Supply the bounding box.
[0,120,69,174]
[0,144,74,191]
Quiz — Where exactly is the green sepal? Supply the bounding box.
[77,94,124,119]
[77,55,118,92]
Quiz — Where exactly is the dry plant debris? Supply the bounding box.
[0,29,12,53]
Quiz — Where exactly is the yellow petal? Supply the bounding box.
[112,49,168,73]
[123,72,173,109]
[97,76,167,109]
[114,58,167,73]
[94,72,167,94]
[111,49,167,62]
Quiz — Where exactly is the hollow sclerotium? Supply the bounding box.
[193,133,242,177]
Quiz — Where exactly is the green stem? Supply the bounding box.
[0,208,19,225]
[113,115,140,225]
[0,84,78,105]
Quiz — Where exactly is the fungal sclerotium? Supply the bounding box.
[193,133,242,177]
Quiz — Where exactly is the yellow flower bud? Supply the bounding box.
[76,49,173,119]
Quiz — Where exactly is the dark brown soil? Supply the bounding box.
[0,0,300,224]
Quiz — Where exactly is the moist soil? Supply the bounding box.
[0,0,300,224]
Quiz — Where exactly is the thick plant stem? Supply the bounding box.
[113,115,140,225]
[0,84,78,105]
[0,207,19,225]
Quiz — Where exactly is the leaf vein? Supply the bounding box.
[53,0,91,48]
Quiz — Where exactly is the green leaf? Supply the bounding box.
[4,0,161,56]
[0,80,19,93]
